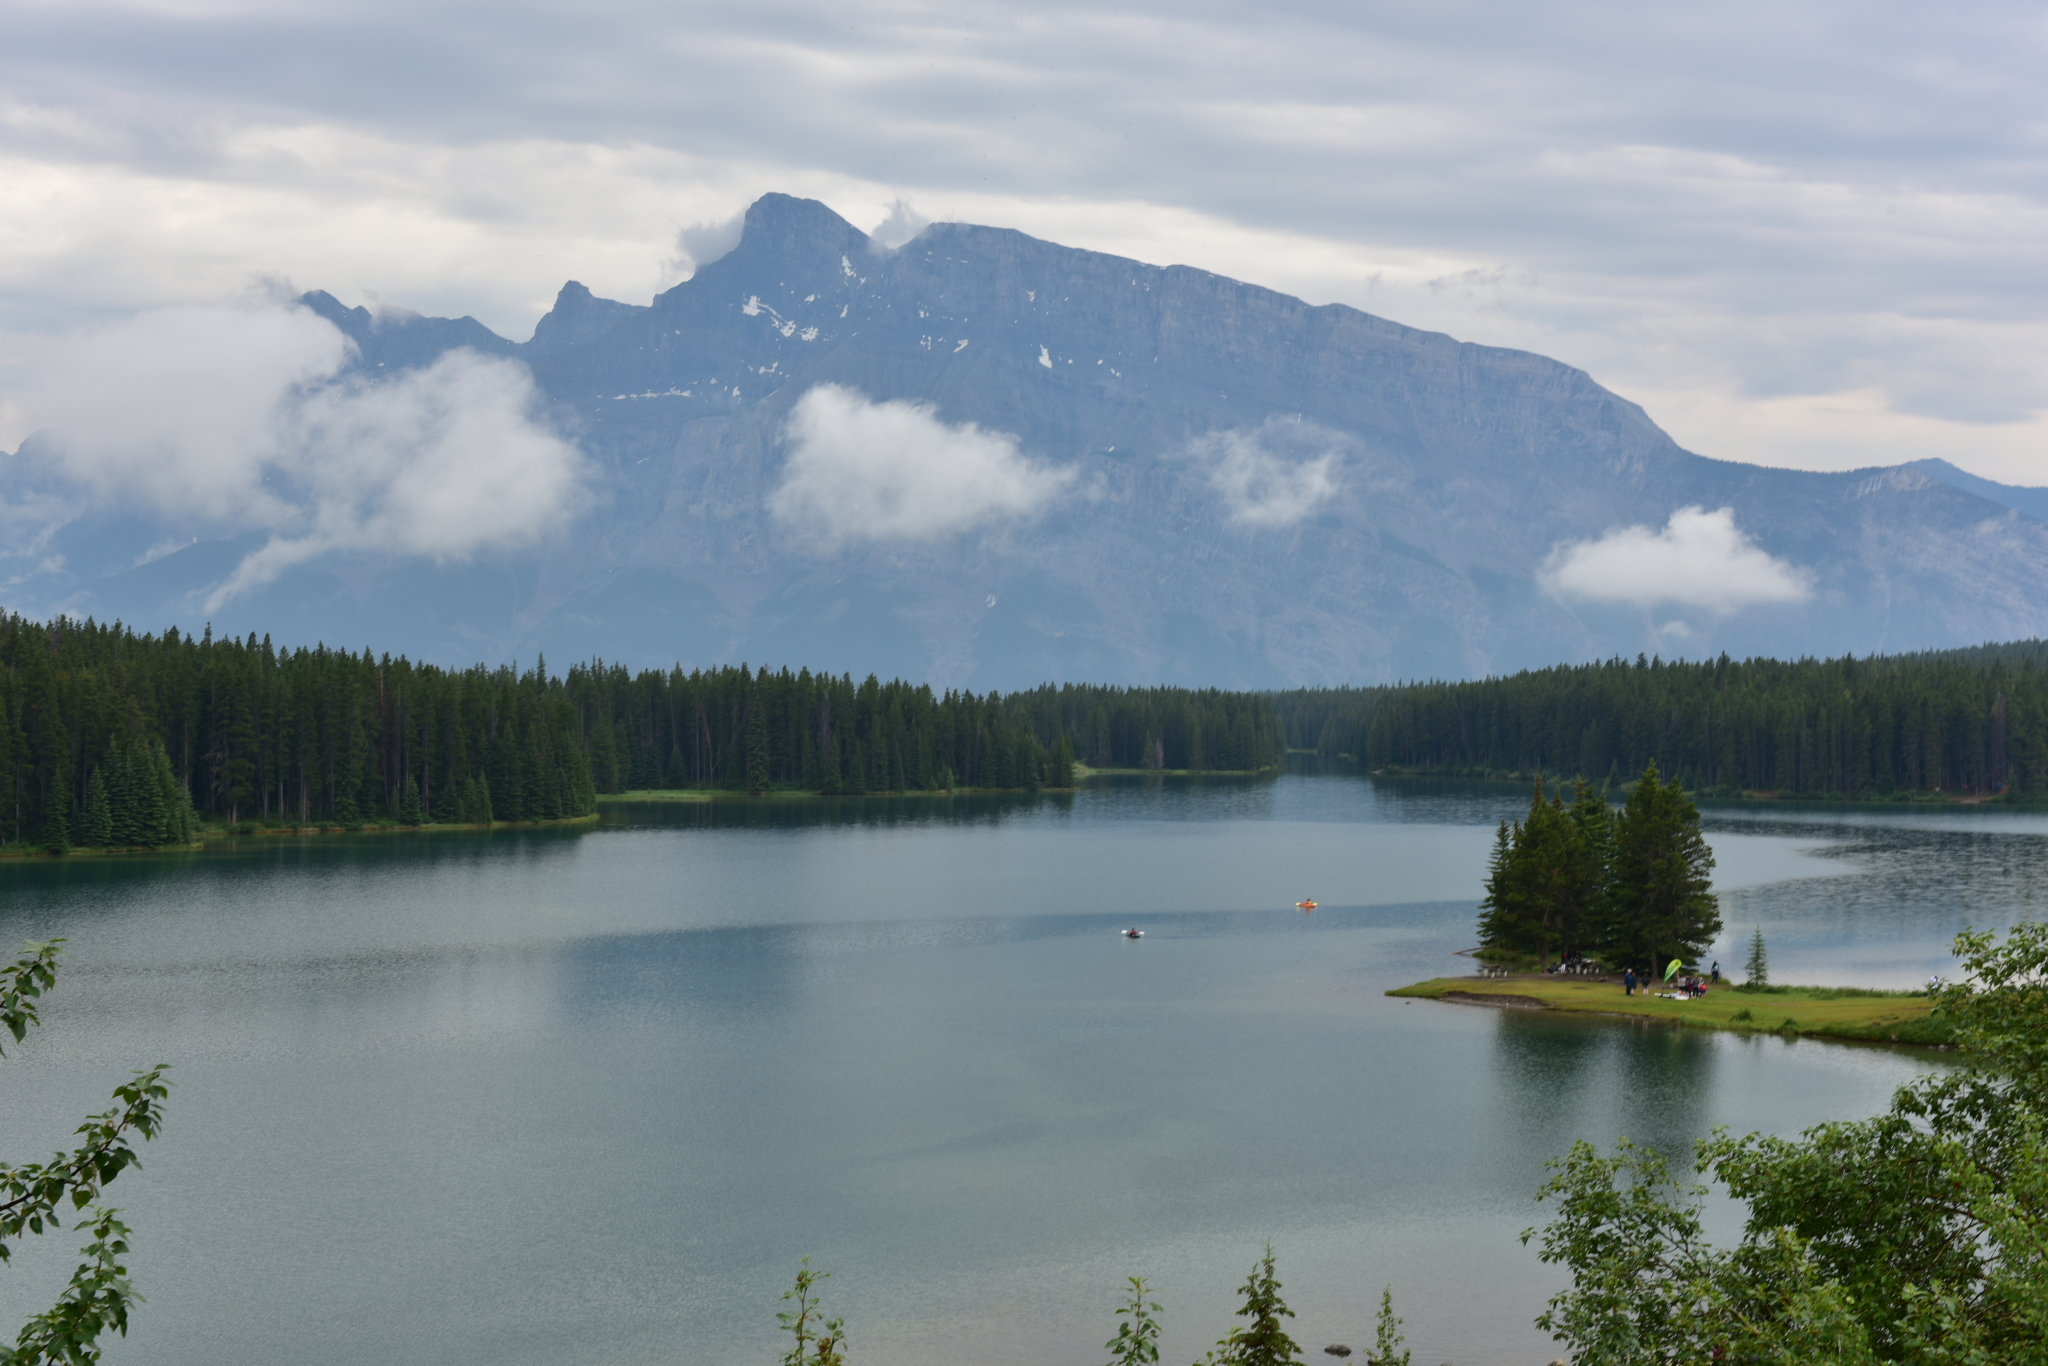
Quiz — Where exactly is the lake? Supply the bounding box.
[0,771,2033,1366]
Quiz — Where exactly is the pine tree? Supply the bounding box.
[1744,926,1769,989]
[40,803,69,855]
[397,776,423,826]
[106,745,147,846]
[83,768,113,848]
[1476,820,1522,957]
[1600,761,1720,972]
[149,741,193,845]
[743,688,770,796]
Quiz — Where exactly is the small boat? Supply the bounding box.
[1296,898,1318,912]
[1122,928,1144,939]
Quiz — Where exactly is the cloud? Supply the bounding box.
[20,301,589,603]
[3,3,2048,479]
[869,198,930,251]
[769,384,1069,548]
[1189,419,1342,527]
[669,210,746,279]
[1541,506,1812,613]
[30,302,352,524]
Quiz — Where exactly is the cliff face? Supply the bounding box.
[26,193,2048,683]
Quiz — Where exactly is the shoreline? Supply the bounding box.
[596,786,1092,802]
[596,765,1281,802]
[0,812,600,857]
[1388,974,1953,1046]
[1359,766,2035,808]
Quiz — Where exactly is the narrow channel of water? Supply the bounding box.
[0,773,2012,1365]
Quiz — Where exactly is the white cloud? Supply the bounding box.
[31,302,351,523]
[1189,420,1342,527]
[669,210,746,280]
[869,198,929,251]
[1541,506,1813,613]
[3,2,2048,483]
[19,301,589,603]
[769,383,1069,548]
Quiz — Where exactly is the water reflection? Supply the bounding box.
[0,772,1999,1366]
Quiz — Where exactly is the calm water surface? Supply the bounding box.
[0,774,2032,1366]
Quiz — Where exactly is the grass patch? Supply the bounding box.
[599,790,721,803]
[1388,975,1952,1046]
[1070,762,1279,779]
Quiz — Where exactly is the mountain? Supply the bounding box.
[12,192,2048,686]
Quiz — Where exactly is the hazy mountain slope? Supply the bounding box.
[12,192,2048,684]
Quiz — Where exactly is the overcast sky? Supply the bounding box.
[2,0,2044,481]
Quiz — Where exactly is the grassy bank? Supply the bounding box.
[1362,765,2042,807]
[597,786,1078,801]
[0,812,601,857]
[1070,762,1279,778]
[1388,975,1951,1045]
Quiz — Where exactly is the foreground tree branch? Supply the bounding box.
[0,943,171,1366]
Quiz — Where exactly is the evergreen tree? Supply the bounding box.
[749,688,770,794]
[149,741,195,845]
[105,743,159,847]
[82,768,113,848]
[1744,926,1769,989]
[40,803,69,855]
[1476,820,1521,957]
[1052,736,1076,788]
[1476,779,1607,963]
[1210,1244,1302,1366]
[1601,762,1720,971]
[397,776,423,826]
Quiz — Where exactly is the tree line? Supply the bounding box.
[560,662,1285,797]
[1275,642,2048,798]
[0,614,1287,849]
[0,614,597,848]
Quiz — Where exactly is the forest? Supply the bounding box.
[0,614,1285,848]
[18,606,2048,853]
[1275,641,2048,798]
[560,660,1285,796]
[0,614,600,848]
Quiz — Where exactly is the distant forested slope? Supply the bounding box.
[0,615,1285,845]
[564,664,1283,795]
[21,606,2047,849]
[1277,649,2048,797]
[0,615,600,842]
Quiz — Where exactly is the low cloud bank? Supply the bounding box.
[770,384,1069,548]
[1190,419,1342,527]
[1541,506,1812,612]
[869,199,931,251]
[670,211,746,278]
[22,301,588,604]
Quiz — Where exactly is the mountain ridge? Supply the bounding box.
[10,192,2048,686]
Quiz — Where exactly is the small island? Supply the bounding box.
[1387,974,1948,1044]
[1390,762,1952,1045]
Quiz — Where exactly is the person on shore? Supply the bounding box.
[1624,967,1636,996]
[1710,961,1721,984]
